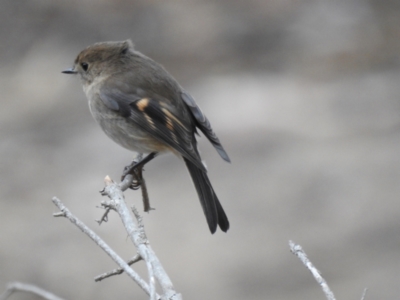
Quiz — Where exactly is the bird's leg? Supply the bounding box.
[121,152,157,180]
[121,152,157,212]
[136,165,153,212]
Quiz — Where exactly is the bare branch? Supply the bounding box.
[146,256,157,300]
[95,204,113,225]
[289,240,336,300]
[119,174,135,192]
[361,288,368,300]
[101,175,182,300]
[0,282,64,300]
[51,197,156,298]
[95,254,142,282]
[51,153,181,299]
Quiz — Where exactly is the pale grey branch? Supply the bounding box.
[102,174,182,300]
[0,282,64,300]
[94,254,142,282]
[289,240,336,300]
[51,197,155,298]
[361,288,368,300]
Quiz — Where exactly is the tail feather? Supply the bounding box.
[215,194,229,232]
[184,158,229,233]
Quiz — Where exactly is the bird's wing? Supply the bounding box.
[181,92,230,162]
[99,85,206,172]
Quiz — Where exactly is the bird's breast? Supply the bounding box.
[87,92,171,154]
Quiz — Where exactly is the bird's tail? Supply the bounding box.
[184,158,229,233]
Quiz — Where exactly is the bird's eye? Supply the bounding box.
[81,62,89,71]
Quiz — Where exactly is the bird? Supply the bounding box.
[62,40,230,233]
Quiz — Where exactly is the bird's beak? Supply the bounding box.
[62,67,77,74]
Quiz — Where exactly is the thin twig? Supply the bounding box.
[145,252,157,300]
[360,288,368,300]
[51,197,156,298]
[289,240,336,300]
[95,203,113,225]
[95,254,142,282]
[102,174,182,300]
[119,174,135,191]
[0,282,64,300]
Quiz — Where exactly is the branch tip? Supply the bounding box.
[289,240,336,300]
[361,288,368,300]
[104,175,113,185]
[53,212,66,217]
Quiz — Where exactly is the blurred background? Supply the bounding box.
[1,0,400,299]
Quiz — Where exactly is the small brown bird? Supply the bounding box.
[62,40,230,233]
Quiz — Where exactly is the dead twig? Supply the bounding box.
[95,254,142,282]
[289,240,336,300]
[52,197,157,298]
[0,282,64,300]
[101,173,181,300]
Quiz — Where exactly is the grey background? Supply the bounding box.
[1,0,400,299]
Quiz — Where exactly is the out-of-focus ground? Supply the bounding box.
[1,1,400,299]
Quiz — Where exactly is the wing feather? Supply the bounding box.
[181,92,231,162]
[99,86,206,171]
